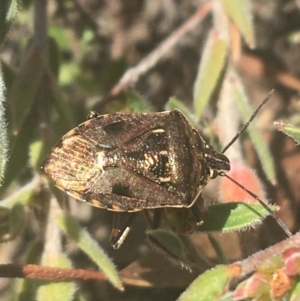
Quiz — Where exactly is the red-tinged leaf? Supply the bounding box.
[232,272,271,300]
[283,248,300,276]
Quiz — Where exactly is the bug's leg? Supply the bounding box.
[153,209,163,229]
[190,195,205,225]
[86,111,99,120]
[110,213,137,249]
[143,209,163,229]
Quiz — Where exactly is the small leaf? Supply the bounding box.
[48,36,61,79]
[283,248,300,276]
[0,71,9,184]
[1,176,38,208]
[37,254,76,301]
[104,91,154,114]
[197,203,277,232]
[290,277,300,301]
[193,31,227,119]
[29,140,44,169]
[57,214,123,291]
[0,0,18,45]
[49,24,71,51]
[1,107,41,193]
[177,265,231,301]
[220,0,255,48]
[257,254,284,274]
[233,272,271,300]
[124,90,154,113]
[18,241,44,301]
[274,122,300,145]
[59,62,80,86]
[147,229,193,268]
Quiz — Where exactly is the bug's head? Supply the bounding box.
[204,144,230,179]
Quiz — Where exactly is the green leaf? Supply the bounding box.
[197,202,277,232]
[0,110,38,192]
[274,122,300,145]
[29,140,44,169]
[123,90,154,113]
[0,0,18,45]
[193,31,227,119]
[177,265,231,301]
[147,229,193,268]
[1,177,38,208]
[49,24,71,51]
[0,70,8,184]
[1,60,16,92]
[220,0,255,48]
[49,36,61,79]
[57,214,123,291]
[290,276,300,301]
[59,62,80,86]
[37,254,76,301]
[18,241,44,301]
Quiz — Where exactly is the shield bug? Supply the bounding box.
[41,91,291,248]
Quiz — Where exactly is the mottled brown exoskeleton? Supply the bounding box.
[41,93,291,248]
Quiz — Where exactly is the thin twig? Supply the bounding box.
[0,264,108,282]
[232,231,300,279]
[34,0,48,52]
[96,1,212,109]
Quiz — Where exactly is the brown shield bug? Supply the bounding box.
[41,91,291,248]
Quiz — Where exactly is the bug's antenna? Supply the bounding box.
[220,172,292,237]
[218,90,292,237]
[222,89,274,154]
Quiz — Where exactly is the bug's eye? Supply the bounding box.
[209,168,219,179]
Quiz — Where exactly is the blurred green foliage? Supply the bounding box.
[0,1,299,301]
